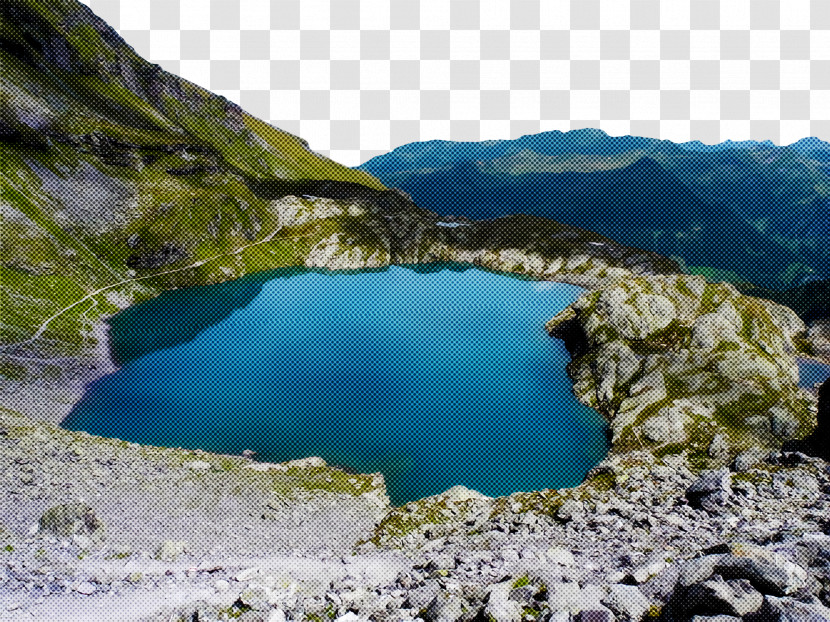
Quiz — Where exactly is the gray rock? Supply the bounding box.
[674,543,810,599]
[746,415,772,434]
[638,560,683,603]
[240,587,270,612]
[601,584,651,621]
[575,611,612,622]
[686,468,732,509]
[426,553,457,570]
[406,582,442,610]
[508,585,536,604]
[641,403,692,444]
[546,547,575,567]
[770,408,800,439]
[72,581,97,595]
[578,585,614,618]
[423,591,469,622]
[708,434,730,459]
[772,470,820,498]
[546,582,582,614]
[714,544,809,596]
[683,575,764,617]
[690,617,741,622]
[677,555,728,588]
[691,303,742,349]
[700,490,732,513]
[744,594,830,621]
[631,560,667,584]
[687,468,732,497]
[595,341,640,403]
[733,448,766,472]
[484,581,523,622]
[556,500,585,522]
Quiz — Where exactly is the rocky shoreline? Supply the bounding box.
[3,195,680,427]
[1,403,830,621]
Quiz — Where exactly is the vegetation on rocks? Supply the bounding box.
[546,274,821,471]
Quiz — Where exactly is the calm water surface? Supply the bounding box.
[63,263,611,505]
[798,359,830,389]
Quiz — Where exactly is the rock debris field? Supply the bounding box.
[1,408,830,622]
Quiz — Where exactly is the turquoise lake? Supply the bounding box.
[61,263,612,505]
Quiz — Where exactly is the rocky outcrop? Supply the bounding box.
[546,274,818,463]
[810,320,830,362]
[288,193,679,289]
[742,279,830,364]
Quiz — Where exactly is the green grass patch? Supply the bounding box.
[714,341,741,352]
[794,334,816,356]
[362,496,459,546]
[0,362,27,380]
[629,319,693,354]
[654,443,686,460]
[582,471,616,492]
[732,471,772,487]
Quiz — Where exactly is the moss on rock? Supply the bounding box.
[547,274,818,466]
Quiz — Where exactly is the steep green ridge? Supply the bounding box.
[0,0,679,420]
[0,0,386,187]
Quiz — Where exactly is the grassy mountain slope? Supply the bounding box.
[0,0,386,186]
[0,0,682,416]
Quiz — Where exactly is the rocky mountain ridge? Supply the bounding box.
[545,274,818,463]
[357,131,830,291]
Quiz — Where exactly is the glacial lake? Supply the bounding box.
[62,263,609,505]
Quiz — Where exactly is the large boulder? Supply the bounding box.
[484,581,524,622]
[667,542,813,620]
[423,591,471,622]
[785,379,830,460]
[686,468,732,511]
[744,594,830,621]
[682,575,764,617]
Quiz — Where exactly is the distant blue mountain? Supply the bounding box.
[359,129,830,175]
[356,129,830,289]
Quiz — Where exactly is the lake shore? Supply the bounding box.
[2,405,830,621]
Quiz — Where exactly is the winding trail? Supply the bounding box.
[1,225,327,353]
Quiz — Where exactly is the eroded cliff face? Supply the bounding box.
[546,274,818,467]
